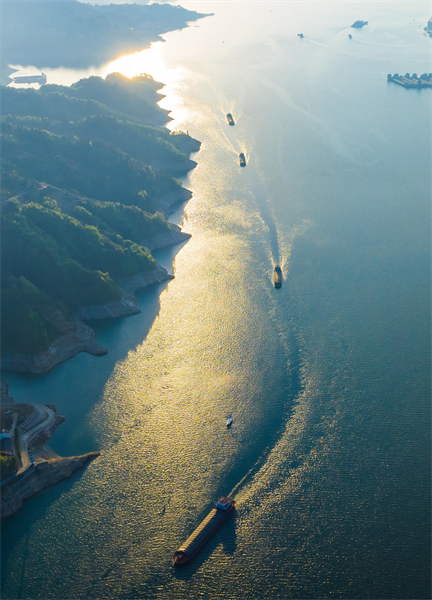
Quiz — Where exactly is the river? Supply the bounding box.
[2,2,431,598]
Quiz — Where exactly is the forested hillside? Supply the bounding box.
[1,74,200,355]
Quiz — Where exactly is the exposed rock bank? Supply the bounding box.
[1,312,107,375]
[0,393,100,519]
[74,264,174,320]
[159,187,193,217]
[1,257,181,375]
[119,263,174,296]
[74,293,141,321]
[1,452,100,518]
[140,223,191,252]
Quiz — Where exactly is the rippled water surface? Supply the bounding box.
[2,2,430,599]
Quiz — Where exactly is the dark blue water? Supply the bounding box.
[2,2,430,598]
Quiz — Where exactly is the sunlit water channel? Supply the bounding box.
[2,2,431,598]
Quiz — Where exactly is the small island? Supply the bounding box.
[351,20,368,28]
[1,381,99,518]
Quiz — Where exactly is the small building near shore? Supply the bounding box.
[0,432,13,455]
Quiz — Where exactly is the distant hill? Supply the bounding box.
[1,0,209,68]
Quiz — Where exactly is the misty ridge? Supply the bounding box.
[1,0,208,68]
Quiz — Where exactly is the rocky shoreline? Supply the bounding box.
[0,312,108,375]
[1,225,190,375]
[1,452,100,519]
[0,264,174,374]
[1,384,100,518]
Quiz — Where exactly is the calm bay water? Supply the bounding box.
[2,2,431,598]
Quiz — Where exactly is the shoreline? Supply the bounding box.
[1,156,196,376]
[1,28,201,519]
[1,227,191,375]
[1,382,100,518]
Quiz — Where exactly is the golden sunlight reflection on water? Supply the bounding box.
[103,41,167,81]
[3,3,430,598]
[103,42,195,133]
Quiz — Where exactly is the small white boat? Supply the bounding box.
[226,417,233,427]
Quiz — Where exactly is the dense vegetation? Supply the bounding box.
[0,452,18,481]
[1,74,199,355]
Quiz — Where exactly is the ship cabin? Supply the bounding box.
[274,266,282,289]
[215,497,233,510]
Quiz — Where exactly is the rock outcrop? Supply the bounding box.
[1,313,108,375]
[74,293,140,321]
[159,187,193,217]
[140,223,191,252]
[119,263,174,296]
[0,395,100,519]
[74,264,174,320]
[1,453,100,518]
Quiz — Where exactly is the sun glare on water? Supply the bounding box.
[102,42,168,81]
[102,42,191,131]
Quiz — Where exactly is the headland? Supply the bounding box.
[1,381,100,518]
[1,74,200,376]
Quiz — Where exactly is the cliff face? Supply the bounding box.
[1,453,100,518]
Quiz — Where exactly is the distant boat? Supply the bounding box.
[297,33,304,38]
[226,417,233,427]
[13,72,47,85]
[239,153,246,167]
[226,113,235,126]
[273,265,282,289]
[348,33,352,39]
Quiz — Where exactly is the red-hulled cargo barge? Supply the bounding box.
[173,497,235,566]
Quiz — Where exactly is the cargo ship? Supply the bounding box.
[226,113,235,126]
[12,72,47,85]
[239,153,246,167]
[173,497,235,566]
[274,265,282,288]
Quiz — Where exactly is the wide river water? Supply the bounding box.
[2,2,431,599]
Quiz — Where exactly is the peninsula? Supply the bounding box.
[1,74,200,374]
[1,381,99,518]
